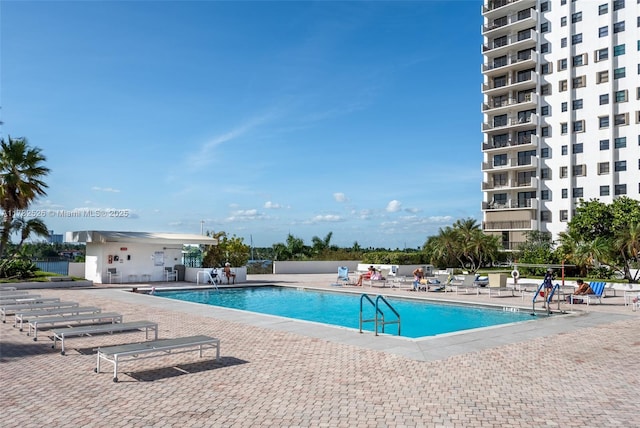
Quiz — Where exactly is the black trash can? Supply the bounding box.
[174,264,186,281]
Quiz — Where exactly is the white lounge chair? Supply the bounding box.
[450,275,481,295]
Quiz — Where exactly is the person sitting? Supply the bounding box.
[223,262,236,284]
[355,266,375,286]
[567,279,593,303]
[209,268,220,285]
[411,268,424,291]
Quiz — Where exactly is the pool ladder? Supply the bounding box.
[359,294,401,336]
[531,283,560,315]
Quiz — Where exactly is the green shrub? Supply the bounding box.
[0,258,38,280]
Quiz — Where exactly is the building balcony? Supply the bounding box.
[482,73,537,95]
[481,198,539,211]
[482,8,537,36]
[482,92,537,113]
[481,31,536,56]
[482,177,538,191]
[482,134,539,151]
[482,0,535,18]
[482,219,536,231]
[482,52,537,76]
[482,113,538,132]
[481,156,538,172]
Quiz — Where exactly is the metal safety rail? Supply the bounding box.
[359,294,401,336]
[531,282,560,316]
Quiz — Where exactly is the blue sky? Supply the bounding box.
[1,0,483,249]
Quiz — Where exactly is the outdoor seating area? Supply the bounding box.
[0,287,220,382]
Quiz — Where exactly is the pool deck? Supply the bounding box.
[1,274,639,427]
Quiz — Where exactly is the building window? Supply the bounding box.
[599,162,610,174]
[600,94,609,104]
[517,28,532,41]
[614,67,626,79]
[541,2,550,12]
[559,80,568,91]
[614,44,626,56]
[573,187,584,198]
[560,166,568,178]
[541,106,550,116]
[615,137,627,148]
[571,12,582,23]
[573,165,585,176]
[572,76,586,88]
[599,116,610,128]
[600,139,610,150]
[600,185,610,196]
[597,71,609,83]
[615,90,628,102]
[572,120,584,132]
[561,102,567,112]
[613,0,625,11]
[541,22,549,33]
[541,168,551,179]
[573,143,583,154]
[562,188,568,198]
[541,127,550,137]
[493,154,507,167]
[599,26,609,37]
[596,48,608,61]
[614,113,628,125]
[613,21,625,33]
[615,184,627,195]
[572,34,582,45]
[541,84,551,95]
[615,161,627,171]
[561,145,568,155]
[560,210,568,221]
[541,210,551,222]
[558,58,567,70]
[572,54,586,67]
[561,122,568,134]
[541,63,551,74]
[599,4,608,15]
[572,99,583,110]
[541,147,550,157]
[561,38,567,48]
[541,43,550,54]
[561,16,567,26]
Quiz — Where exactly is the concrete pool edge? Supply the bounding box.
[84,285,635,362]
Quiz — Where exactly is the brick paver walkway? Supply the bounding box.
[1,275,639,427]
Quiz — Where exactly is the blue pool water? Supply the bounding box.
[156,286,534,338]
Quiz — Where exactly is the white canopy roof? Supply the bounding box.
[66,230,218,245]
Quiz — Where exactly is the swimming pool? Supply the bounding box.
[156,286,535,338]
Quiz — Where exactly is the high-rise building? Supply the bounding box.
[481,0,640,251]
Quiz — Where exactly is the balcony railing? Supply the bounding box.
[482,73,537,93]
[482,134,538,151]
[483,220,533,230]
[482,8,537,34]
[482,0,529,14]
[481,156,539,171]
[482,52,537,73]
[481,198,538,210]
[482,113,538,131]
[482,30,536,53]
[482,177,538,190]
[482,93,537,111]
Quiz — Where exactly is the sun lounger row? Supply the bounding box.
[1,290,222,382]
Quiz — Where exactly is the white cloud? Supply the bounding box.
[386,200,402,212]
[333,192,347,203]
[225,209,267,222]
[264,201,281,209]
[405,207,420,214]
[310,214,343,223]
[92,186,120,193]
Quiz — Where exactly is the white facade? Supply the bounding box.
[481,0,640,249]
[66,231,217,284]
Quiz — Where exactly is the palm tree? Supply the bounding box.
[613,222,640,282]
[0,137,50,259]
[11,217,50,256]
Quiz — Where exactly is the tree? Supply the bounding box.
[0,137,50,259]
[202,230,250,267]
[563,198,640,282]
[11,217,50,256]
